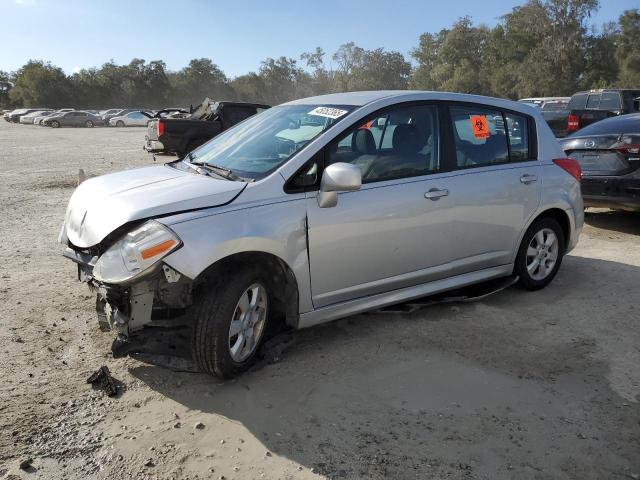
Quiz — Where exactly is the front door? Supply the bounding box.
[306,103,454,308]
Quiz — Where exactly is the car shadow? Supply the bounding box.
[129,255,640,479]
[584,209,640,235]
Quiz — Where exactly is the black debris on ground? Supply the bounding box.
[86,366,120,397]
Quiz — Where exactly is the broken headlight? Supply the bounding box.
[93,220,181,284]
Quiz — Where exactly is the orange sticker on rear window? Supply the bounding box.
[470,115,490,139]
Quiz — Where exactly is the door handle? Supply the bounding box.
[424,188,449,200]
[520,174,538,184]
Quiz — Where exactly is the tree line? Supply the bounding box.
[0,1,638,110]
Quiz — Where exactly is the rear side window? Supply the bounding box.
[586,94,601,109]
[568,93,588,110]
[449,106,509,168]
[505,113,530,161]
[599,92,621,110]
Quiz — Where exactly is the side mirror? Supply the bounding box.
[317,162,362,208]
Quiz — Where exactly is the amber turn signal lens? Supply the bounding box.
[140,239,177,260]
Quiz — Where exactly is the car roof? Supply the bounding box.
[284,90,537,114]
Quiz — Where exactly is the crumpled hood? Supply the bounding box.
[63,164,246,248]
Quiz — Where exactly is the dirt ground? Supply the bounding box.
[0,120,639,480]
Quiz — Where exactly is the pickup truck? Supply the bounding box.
[566,89,640,134]
[144,99,270,156]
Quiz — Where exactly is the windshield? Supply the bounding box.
[187,104,355,180]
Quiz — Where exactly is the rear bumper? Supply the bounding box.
[144,138,165,152]
[583,195,640,211]
[582,176,640,211]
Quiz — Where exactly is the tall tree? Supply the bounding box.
[170,58,232,107]
[9,60,72,108]
[617,9,640,86]
[0,70,12,108]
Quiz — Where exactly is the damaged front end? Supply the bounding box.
[62,220,193,358]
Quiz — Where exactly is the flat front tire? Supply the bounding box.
[515,217,565,290]
[191,268,271,378]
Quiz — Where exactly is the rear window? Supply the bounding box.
[599,92,621,110]
[568,93,588,110]
[542,102,568,111]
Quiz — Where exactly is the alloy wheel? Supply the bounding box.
[525,228,559,281]
[228,283,268,362]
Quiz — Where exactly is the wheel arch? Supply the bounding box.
[192,251,300,329]
[519,207,572,255]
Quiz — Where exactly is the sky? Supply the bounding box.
[0,0,637,77]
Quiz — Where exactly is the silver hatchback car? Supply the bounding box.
[60,91,583,378]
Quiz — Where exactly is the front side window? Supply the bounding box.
[189,104,354,180]
[450,106,508,168]
[327,104,440,183]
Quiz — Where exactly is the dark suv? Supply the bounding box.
[566,89,640,134]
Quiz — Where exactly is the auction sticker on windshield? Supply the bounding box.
[308,107,349,119]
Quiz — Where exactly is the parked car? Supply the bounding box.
[33,111,59,125]
[144,99,269,156]
[102,109,135,124]
[519,97,570,108]
[59,91,583,378]
[19,109,53,124]
[519,97,571,137]
[5,108,49,123]
[109,111,152,127]
[42,110,104,128]
[559,113,640,211]
[566,89,640,134]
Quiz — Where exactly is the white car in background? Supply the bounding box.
[109,111,152,127]
[33,111,61,125]
[19,110,53,124]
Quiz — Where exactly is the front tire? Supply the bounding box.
[85,120,94,128]
[116,120,125,127]
[515,217,565,290]
[50,120,60,128]
[192,268,271,378]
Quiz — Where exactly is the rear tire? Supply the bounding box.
[191,267,271,379]
[116,120,125,127]
[515,217,565,291]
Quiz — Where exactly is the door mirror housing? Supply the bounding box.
[317,162,362,208]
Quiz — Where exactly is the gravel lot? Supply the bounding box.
[0,120,639,480]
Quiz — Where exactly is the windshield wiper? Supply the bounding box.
[190,159,245,182]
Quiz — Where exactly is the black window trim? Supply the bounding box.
[444,100,538,172]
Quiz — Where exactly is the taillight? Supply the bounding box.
[615,144,640,155]
[157,119,164,137]
[553,158,581,182]
[567,114,580,132]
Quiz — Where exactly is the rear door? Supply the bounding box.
[443,104,541,275]
[305,103,454,308]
